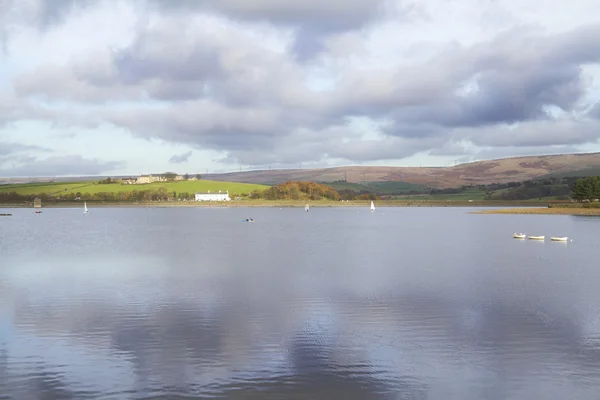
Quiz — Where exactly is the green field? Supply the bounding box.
[391,188,487,200]
[0,180,269,196]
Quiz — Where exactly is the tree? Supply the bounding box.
[572,177,600,202]
[163,172,177,181]
[195,174,202,180]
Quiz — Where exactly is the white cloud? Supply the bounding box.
[0,0,599,176]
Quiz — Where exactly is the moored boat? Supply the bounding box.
[550,236,568,242]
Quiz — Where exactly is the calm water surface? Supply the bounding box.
[0,206,599,399]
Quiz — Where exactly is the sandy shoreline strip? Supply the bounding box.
[470,207,600,215]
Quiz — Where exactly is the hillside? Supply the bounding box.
[0,179,268,197]
[202,153,600,188]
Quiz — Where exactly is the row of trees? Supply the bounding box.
[427,176,585,201]
[260,181,340,200]
[0,189,202,202]
[571,176,600,202]
[4,177,600,203]
[0,181,363,202]
[245,181,380,201]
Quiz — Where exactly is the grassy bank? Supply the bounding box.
[471,206,600,215]
[0,199,568,208]
[0,179,268,196]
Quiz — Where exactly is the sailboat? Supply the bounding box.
[83,201,88,214]
[305,204,309,212]
[370,201,375,212]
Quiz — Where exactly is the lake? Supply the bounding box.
[1,206,599,399]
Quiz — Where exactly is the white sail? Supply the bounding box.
[84,201,88,213]
[305,204,309,212]
[370,201,375,212]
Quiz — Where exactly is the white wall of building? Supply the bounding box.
[195,191,230,201]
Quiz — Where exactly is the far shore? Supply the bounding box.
[471,207,600,215]
[0,199,568,209]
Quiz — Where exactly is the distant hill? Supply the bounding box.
[3,153,600,189]
[202,153,600,188]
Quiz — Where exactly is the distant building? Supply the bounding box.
[195,190,230,201]
[129,174,185,184]
[33,198,42,208]
[121,177,137,184]
[137,174,154,184]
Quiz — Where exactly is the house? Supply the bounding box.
[195,190,230,201]
[124,173,187,184]
[121,177,137,184]
[137,174,154,184]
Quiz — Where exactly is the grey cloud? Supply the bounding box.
[106,101,285,152]
[221,133,445,166]
[147,0,390,60]
[0,142,50,157]
[169,150,192,164]
[6,3,600,168]
[453,119,600,148]
[590,102,600,120]
[0,155,123,177]
[35,0,93,29]
[327,136,446,163]
[6,0,100,30]
[149,0,387,32]
[110,30,223,86]
[5,0,391,62]
[14,65,145,103]
[0,142,53,166]
[339,24,600,133]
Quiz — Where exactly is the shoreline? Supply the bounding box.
[470,207,600,215]
[0,200,567,209]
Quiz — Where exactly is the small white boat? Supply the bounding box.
[370,201,375,212]
[550,236,568,242]
[512,233,526,239]
[305,204,309,212]
[83,201,88,214]
[528,235,545,240]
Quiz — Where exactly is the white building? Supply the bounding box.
[195,190,230,201]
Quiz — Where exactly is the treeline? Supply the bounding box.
[246,181,378,201]
[429,177,581,200]
[571,176,600,202]
[0,189,199,202]
[0,180,379,203]
[490,177,580,200]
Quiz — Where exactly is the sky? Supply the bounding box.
[0,0,599,177]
